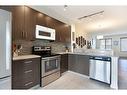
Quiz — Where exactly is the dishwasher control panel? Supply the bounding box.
[89,56,111,62]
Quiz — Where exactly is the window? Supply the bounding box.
[98,38,112,50]
[120,37,127,52]
[100,39,105,50]
[105,39,112,50]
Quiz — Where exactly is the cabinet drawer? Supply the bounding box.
[12,57,41,89]
[23,81,34,88]
[23,58,40,71]
[24,69,33,79]
[23,63,33,71]
[23,58,40,65]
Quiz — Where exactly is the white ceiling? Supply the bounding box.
[30,6,127,33]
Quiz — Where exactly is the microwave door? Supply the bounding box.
[36,25,55,40]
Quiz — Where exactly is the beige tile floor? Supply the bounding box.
[39,71,111,90]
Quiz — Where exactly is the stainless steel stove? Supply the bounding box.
[32,46,60,87]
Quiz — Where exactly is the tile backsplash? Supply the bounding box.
[13,40,33,55]
[13,40,71,55]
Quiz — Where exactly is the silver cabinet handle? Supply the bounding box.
[24,61,32,64]
[24,82,33,86]
[23,31,24,38]
[22,31,23,38]
[24,70,32,74]
[25,33,27,38]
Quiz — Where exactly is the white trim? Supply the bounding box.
[71,24,75,52]
[110,57,118,89]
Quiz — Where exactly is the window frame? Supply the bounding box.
[98,38,112,50]
[105,38,112,50]
[120,37,127,52]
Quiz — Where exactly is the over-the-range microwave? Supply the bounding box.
[35,25,55,40]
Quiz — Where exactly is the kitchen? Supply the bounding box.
[0,5,127,90]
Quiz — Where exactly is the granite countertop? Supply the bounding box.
[56,51,119,57]
[13,55,41,61]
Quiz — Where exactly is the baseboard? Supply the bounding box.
[29,84,40,90]
[61,71,68,76]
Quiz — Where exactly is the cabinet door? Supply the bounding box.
[54,20,62,42]
[77,55,89,76]
[36,12,47,27]
[59,24,66,42]
[24,6,37,40]
[31,58,40,87]
[46,16,57,29]
[61,25,71,43]
[12,60,25,89]
[55,22,71,43]
[60,54,68,74]
[12,6,25,40]
[64,25,71,43]
[68,54,81,73]
[68,54,89,76]
[68,54,77,71]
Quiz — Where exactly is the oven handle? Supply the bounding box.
[42,59,59,67]
[42,56,60,60]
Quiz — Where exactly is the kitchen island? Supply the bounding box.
[58,50,119,89]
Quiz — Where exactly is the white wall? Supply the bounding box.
[74,21,127,57]
[103,34,127,57]
[87,28,127,57]
[74,22,89,49]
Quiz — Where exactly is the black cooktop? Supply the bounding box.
[32,46,60,58]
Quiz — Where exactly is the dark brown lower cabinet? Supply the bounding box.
[60,54,68,74]
[12,57,41,89]
[68,54,89,76]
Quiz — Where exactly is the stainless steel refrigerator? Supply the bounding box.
[0,9,11,89]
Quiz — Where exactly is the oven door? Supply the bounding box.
[41,56,60,77]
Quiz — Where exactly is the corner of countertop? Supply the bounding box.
[13,54,41,61]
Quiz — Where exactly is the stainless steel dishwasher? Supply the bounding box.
[89,56,111,84]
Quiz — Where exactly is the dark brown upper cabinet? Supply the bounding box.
[36,12,47,27]
[24,6,37,41]
[12,6,25,41]
[12,6,37,41]
[46,16,57,29]
[1,6,71,42]
[64,25,71,43]
[44,15,71,43]
[56,22,71,43]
